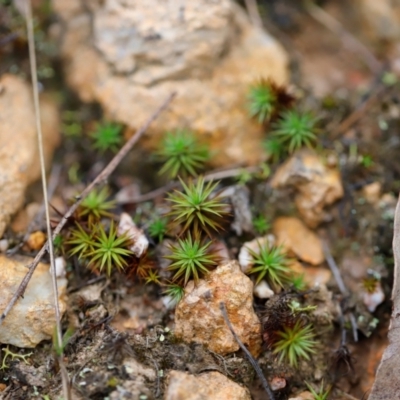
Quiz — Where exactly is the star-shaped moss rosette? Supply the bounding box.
[157,129,210,178]
[165,231,218,285]
[271,110,318,153]
[273,320,318,368]
[167,177,229,237]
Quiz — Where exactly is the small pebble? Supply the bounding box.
[270,376,286,391]
[253,280,274,299]
[0,239,9,252]
[27,231,46,250]
[363,282,385,313]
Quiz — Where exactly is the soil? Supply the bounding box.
[1,1,399,399]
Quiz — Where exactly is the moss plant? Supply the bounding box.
[87,222,133,276]
[272,320,317,368]
[252,215,271,235]
[246,242,291,289]
[305,381,331,400]
[144,269,162,285]
[78,186,116,221]
[157,130,210,178]
[66,222,95,259]
[167,177,229,237]
[263,137,285,163]
[91,121,123,153]
[272,110,318,153]
[248,80,277,123]
[290,273,307,291]
[163,282,185,304]
[362,275,379,293]
[166,231,217,284]
[148,217,168,242]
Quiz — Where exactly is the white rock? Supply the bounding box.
[0,255,67,348]
[253,280,274,299]
[117,212,149,257]
[54,256,66,278]
[0,239,9,252]
[362,281,385,313]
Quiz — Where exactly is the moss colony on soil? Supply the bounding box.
[1,2,399,400]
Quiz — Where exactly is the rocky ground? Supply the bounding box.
[1,0,400,399]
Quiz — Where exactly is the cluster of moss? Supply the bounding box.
[55,79,336,392]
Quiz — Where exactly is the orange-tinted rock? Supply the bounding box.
[175,260,262,357]
[27,231,47,251]
[0,75,60,237]
[271,150,343,227]
[52,0,288,167]
[273,217,324,265]
[290,260,332,287]
[165,371,251,400]
[0,255,67,347]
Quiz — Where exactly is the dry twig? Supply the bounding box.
[116,165,261,204]
[304,0,381,74]
[219,302,275,400]
[0,92,176,328]
[24,0,68,397]
[323,242,358,342]
[244,0,263,28]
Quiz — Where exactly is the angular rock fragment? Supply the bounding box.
[117,212,149,257]
[0,255,67,348]
[273,216,324,265]
[52,0,288,167]
[174,260,262,356]
[165,370,251,400]
[0,74,60,237]
[271,150,343,227]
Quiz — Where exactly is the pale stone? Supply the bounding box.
[164,370,251,400]
[109,358,155,400]
[117,212,149,257]
[290,261,332,288]
[357,0,400,41]
[289,392,314,400]
[254,280,274,299]
[174,260,262,357]
[362,281,385,313]
[273,217,324,265]
[270,376,286,391]
[0,255,67,348]
[271,150,343,227]
[51,0,289,167]
[363,182,382,205]
[0,75,60,237]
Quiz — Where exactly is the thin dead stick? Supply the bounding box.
[244,0,263,28]
[117,165,261,204]
[219,302,275,400]
[304,0,381,74]
[0,92,176,327]
[323,242,358,342]
[24,1,69,398]
[332,84,386,138]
